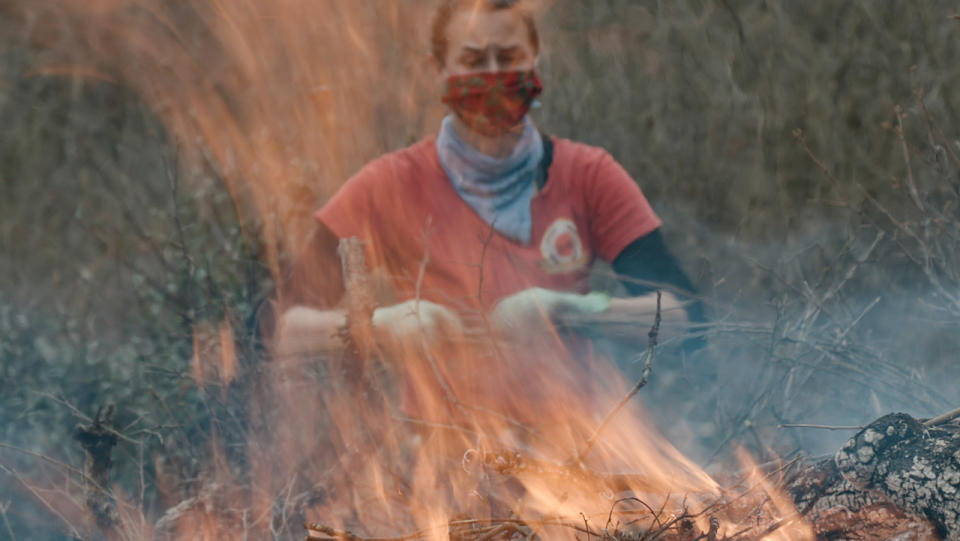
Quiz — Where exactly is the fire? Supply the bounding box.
[191,318,237,389]
[1,1,817,539]
[288,314,810,540]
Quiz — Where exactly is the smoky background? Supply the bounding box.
[1,0,959,539]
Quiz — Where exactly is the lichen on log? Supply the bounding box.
[834,413,960,540]
[783,412,959,540]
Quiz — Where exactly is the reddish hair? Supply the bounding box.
[430,0,540,67]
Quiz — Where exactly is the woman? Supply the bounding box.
[273,0,703,428]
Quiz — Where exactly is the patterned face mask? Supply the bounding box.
[441,70,543,137]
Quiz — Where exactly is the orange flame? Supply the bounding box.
[2,1,818,539]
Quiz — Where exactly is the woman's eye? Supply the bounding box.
[459,54,485,68]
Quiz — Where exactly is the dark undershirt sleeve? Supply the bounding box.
[611,229,707,325]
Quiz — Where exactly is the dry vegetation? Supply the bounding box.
[1,1,960,539]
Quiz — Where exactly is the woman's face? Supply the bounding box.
[439,7,537,78]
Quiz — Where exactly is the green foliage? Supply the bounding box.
[0,62,272,531]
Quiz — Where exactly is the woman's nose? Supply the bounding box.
[485,53,502,72]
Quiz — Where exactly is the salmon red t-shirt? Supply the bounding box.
[316,136,661,426]
[317,136,661,312]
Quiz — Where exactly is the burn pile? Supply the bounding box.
[298,412,959,541]
[286,242,958,541]
[46,239,958,541]
[45,239,956,541]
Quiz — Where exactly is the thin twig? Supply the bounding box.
[477,522,512,541]
[640,499,691,540]
[0,501,16,541]
[910,74,960,168]
[794,129,918,240]
[895,104,925,212]
[0,442,86,477]
[411,218,471,423]
[924,405,960,427]
[0,463,83,539]
[34,392,143,446]
[835,295,881,344]
[572,292,661,465]
[306,521,410,541]
[607,497,662,533]
[735,513,802,541]
[390,415,481,437]
[306,517,601,541]
[777,424,865,431]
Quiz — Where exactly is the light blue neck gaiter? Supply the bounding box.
[436,114,544,245]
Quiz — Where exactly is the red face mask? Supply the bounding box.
[441,70,544,137]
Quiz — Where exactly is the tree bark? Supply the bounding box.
[786,413,960,540]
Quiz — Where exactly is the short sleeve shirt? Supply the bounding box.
[317,136,661,312]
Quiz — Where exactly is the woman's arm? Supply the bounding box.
[266,224,348,359]
[270,224,464,360]
[611,228,707,326]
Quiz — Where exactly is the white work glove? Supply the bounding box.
[488,287,611,340]
[371,299,463,350]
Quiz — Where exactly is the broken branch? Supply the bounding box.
[571,292,661,465]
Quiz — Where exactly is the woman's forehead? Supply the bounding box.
[446,7,533,51]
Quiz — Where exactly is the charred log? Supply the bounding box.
[835,413,960,540]
[786,412,960,540]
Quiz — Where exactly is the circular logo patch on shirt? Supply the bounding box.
[540,218,587,273]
